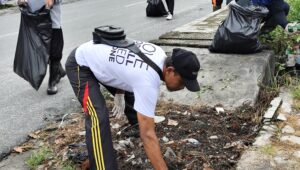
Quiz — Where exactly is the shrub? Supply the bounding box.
[286,0,300,22]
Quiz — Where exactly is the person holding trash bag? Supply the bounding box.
[252,0,300,34]
[65,25,201,169]
[14,0,65,94]
[209,0,269,54]
[44,0,66,95]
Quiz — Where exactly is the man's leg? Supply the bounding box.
[48,28,66,95]
[212,0,223,11]
[261,0,289,33]
[165,0,174,15]
[65,50,118,170]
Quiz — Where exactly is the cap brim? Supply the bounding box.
[184,79,200,92]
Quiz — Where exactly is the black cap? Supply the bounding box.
[171,48,200,92]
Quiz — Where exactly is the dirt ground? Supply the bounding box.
[10,90,277,170]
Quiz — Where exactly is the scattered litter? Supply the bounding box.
[277,114,287,121]
[215,107,224,114]
[154,116,165,123]
[182,138,200,145]
[209,135,218,140]
[165,141,175,145]
[126,154,135,162]
[78,131,86,136]
[182,111,191,116]
[167,119,178,126]
[162,136,169,143]
[28,133,39,139]
[164,147,177,159]
[223,141,245,149]
[112,123,121,129]
[59,113,81,128]
[13,147,24,153]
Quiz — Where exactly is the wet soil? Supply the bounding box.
[114,103,258,170]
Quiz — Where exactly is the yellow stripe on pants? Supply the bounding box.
[87,97,106,170]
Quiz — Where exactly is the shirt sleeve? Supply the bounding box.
[133,85,159,118]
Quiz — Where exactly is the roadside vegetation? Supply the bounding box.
[260,0,300,110]
[0,3,14,10]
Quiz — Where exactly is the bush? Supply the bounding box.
[286,0,300,22]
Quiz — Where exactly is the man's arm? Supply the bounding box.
[137,112,168,170]
[45,0,54,9]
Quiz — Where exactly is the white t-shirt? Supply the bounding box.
[75,40,167,118]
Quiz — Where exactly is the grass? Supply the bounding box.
[26,147,53,170]
[62,161,77,170]
[290,80,300,110]
[292,85,300,100]
[0,4,14,10]
[259,145,277,156]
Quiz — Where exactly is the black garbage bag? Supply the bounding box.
[146,0,167,17]
[209,1,269,54]
[13,6,52,90]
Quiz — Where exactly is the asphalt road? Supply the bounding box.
[0,0,211,159]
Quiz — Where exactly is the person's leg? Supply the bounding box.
[262,0,289,32]
[272,1,289,29]
[48,28,65,94]
[226,0,233,5]
[212,0,223,11]
[165,0,174,15]
[103,85,138,125]
[65,50,118,170]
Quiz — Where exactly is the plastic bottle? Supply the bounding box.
[285,47,296,76]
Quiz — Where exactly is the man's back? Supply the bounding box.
[75,40,167,117]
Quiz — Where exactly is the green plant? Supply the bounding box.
[26,147,53,169]
[260,27,299,56]
[0,4,14,10]
[259,145,276,156]
[287,0,300,22]
[62,161,76,170]
[292,84,300,100]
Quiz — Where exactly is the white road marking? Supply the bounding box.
[0,32,18,39]
[125,1,145,8]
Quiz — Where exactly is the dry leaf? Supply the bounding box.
[28,133,39,139]
[203,163,214,170]
[167,119,178,126]
[13,147,23,153]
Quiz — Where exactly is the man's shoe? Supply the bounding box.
[56,63,66,84]
[166,13,173,20]
[47,84,58,95]
[47,61,60,95]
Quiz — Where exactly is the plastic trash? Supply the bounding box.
[13,5,52,90]
[146,0,167,17]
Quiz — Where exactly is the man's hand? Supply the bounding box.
[45,0,54,9]
[138,113,168,170]
[17,0,27,6]
[112,93,125,119]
